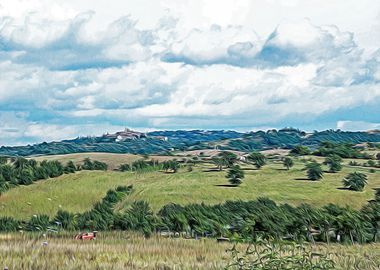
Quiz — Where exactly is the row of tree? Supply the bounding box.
[119,159,181,173]
[0,157,108,195]
[1,187,379,244]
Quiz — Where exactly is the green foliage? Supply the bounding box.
[217,151,238,168]
[212,157,225,171]
[162,160,180,173]
[247,152,266,169]
[64,161,77,173]
[81,158,108,171]
[119,163,131,171]
[343,172,368,191]
[283,157,294,170]
[0,156,8,165]
[226,165,245,186]
[115,201,156,237]
[290,145,311,156]
[54,210,77,231]
[26,214,51,231]
[315,142,370,159]
[225,240,335,270]
[0,217,20,232]
[305,162,323,181]
[0,174,10,195]
[323,154,343,173]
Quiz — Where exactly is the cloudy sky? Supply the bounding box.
[0,0,380,145]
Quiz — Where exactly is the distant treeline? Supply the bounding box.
[1,129,380,156]
[0,157,107,194]
[1,185,379,245]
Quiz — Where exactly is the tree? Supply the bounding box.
[0,174,9,195]
[283,157,294,170]
[305,162,323,181]
[226,165,244,186]
[217,151,237,168]
[248,152,266,169]
[343,172,368,191]
[162,160,179,173]
[375,189,380,202]
[0,156,7,165]
[13,157,28,170]
[290,145,310,156]
[64,161,77,173]
[212,157,225,171]
[323,154,342,173]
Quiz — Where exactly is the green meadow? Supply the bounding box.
[1,157,378,219]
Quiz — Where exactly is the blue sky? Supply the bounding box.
[0,0,380,145]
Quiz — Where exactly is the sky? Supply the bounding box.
[0,0,380,145]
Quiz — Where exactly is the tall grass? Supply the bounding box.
[0,232,378,270]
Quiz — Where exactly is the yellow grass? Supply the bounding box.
[0,232,378,270]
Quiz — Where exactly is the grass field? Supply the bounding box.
[1,157,379,219]
[0,232,378,270]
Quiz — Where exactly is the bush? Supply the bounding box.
[0,217,20,232]
[26,214,51,231]
[305,162,323,181]
[226,165,245,186]
[290,145,310,156]
[343,172,368,191]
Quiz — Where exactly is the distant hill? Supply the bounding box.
[1,128,380,157]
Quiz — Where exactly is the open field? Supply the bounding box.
[0,232,379,270]
[1,157,379,219]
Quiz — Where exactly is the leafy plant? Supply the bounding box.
[343,172,368,191]
[226,165,245,186]
[305,162,323,181]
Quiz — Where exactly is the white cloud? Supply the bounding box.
[337,121,380,131]
[162,24,260,65]
[0,1,379,145]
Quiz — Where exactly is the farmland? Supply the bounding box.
[1,155,379,219]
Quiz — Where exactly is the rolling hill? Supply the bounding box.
[1,128,380,156]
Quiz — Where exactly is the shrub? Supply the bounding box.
[0,217,20,232]
[343,172,368,191]
[290,145,310,156]
[323,154,342,173]
[247,152,266,169]
[26,214,51,231]
[283,157,294,170]
[305,162,323,181]
[226,165,245,186]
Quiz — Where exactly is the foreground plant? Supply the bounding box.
[225,239,335,270]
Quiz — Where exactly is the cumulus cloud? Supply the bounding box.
[337,121,380,131]
[257,20,358,66]
[161,24,260,66]
[0,2,379,145]
[0,12,151,70]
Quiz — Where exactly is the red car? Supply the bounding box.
[75,231,97,240]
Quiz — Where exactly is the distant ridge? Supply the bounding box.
[1,128,380,157]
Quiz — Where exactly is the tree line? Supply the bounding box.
[0,185,379,245]
[0,157,108,195]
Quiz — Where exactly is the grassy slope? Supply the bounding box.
[1,158,379,219]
